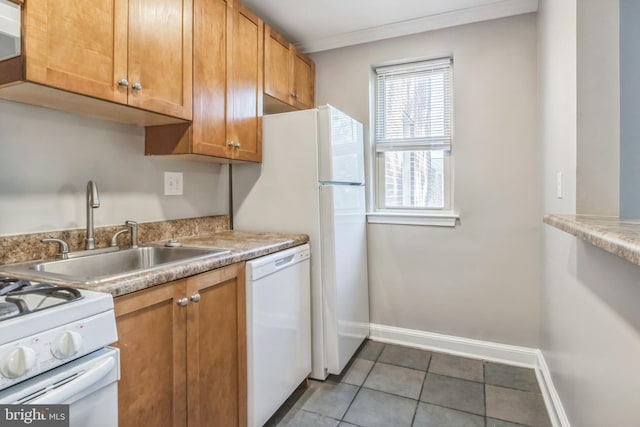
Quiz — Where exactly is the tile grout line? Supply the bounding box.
[339,386,363,425]
[362,345,491,422]
[483,361,488,427]
[355,383,487,420]
[296,408,343,424]
[338,342,386,425]
[426,370,487,386]
[417,401,492,421]
[483,360,547,427]
[299,342,544,427]
[410,352,431,426]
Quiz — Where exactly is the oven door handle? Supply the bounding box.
[30,357,116,404]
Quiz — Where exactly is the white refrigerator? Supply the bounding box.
[233,105,370,380]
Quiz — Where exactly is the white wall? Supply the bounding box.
[0,100,228,236]
[543,226,640,425]
[576,0,619,215]
[539,0,640,424]
[539,0,577,215]
[312,14,541,347]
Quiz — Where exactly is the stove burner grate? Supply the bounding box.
[0,279,83,321]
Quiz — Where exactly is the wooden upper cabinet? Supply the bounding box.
[264,27,292,103]
[127,0,193,119]
[226,1,263,162]
[145,0,263,162]
[291,50,315,110]
[263,25,315,112]
[0,0,191,124]
[22,0,128,104]
[190,0,229,159]
[191,0,263,162]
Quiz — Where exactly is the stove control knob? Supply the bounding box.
[1,346,36,379]
[52,331,83,359]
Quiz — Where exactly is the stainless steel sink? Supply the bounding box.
[1,246,230,285]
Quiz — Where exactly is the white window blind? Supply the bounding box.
[375,57,453,152]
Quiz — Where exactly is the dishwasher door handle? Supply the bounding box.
[29,357,116,404]
[248,244,310,282]
[274,255,295,268]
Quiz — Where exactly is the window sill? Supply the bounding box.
[366,211,459,227]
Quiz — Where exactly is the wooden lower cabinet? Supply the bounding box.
[186,264,247,427]
[114,263,246,427]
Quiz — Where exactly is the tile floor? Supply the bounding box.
[266,340,552,427]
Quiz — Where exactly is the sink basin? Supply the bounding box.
[1,246,230,285]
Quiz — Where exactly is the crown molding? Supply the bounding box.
[297,0,538,53]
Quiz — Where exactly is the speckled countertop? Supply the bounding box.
[1,230,308,297]
[543,214,640,266]
[82,231,308,297]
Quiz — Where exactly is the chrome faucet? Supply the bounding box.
[41,238,70,260]
[85,180,100,250]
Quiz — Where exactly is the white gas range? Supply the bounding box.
[0,278,119,427]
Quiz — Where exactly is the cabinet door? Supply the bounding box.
[114,281,188,427]
[291,49,315,110]
[186,264,247,427]
[127,0,193,119]
[23,0,128,103]
[227,1,263,162]
[191,0,231,158]
[264,26,291,103]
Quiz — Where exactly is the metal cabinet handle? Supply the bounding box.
[190,293,201,303]
[177,298,188,307]
[118,79,129,87]
[291,91,298,99]
[132,82,142,91]
[227,141,241,149]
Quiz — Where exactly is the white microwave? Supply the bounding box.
[0,0,20,61]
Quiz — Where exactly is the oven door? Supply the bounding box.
[0,347,119,427]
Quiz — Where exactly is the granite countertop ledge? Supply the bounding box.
[543,214,640,266]
[53,230,307,297]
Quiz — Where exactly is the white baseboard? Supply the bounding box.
[369,323,570,427]
[535,349,571,427]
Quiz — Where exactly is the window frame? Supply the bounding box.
[369,57,457,226]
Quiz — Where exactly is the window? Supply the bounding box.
[372,57,455,225]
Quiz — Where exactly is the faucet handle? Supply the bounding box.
[125,220,139,248]
[41,238,70,260]
[110,229,129,248]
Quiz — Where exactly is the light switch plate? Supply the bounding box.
[164,172,183,196]
[556,171,563,199]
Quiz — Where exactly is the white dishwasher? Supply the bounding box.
[246,243,311,427]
